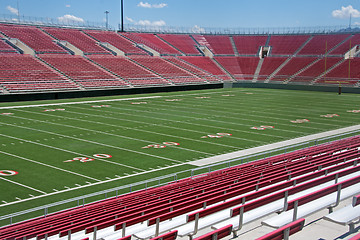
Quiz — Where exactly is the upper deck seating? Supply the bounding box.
[215,57,259,80]
[159,34,201,55]
[0,24,67,54]
[271,57,317,82]
[268,35,310,55]
[192,35,215,54]
[298,34,350,55]
[129,56,205,84]
[122,33,181,55]
[89,55,170,86]
[0,54,78,92]
[43,27,110,54]
[179,56,231,80]
[85,30,147,55]
[330,34,360,55]
[199,35,235,55]
[232,35,267,55]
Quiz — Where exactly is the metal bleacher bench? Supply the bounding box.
[255,218,305,240]
[323,194,360,232]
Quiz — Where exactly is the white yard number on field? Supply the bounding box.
[64,154,112,163]
[142,142,180,149]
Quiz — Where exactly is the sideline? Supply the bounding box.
[190,124,360,166]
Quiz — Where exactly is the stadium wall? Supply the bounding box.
[227,82,360,94]
[0,83,223,102]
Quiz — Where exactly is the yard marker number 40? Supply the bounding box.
[64,154,112,163]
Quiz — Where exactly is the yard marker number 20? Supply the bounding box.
[64,154,112,163]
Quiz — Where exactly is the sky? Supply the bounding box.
[0,0,360,31]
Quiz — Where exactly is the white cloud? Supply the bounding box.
[6,6,19,15]
[65,4,71,8]
[137,2,167,9]
[58,14,84,23]
[192,25,205,34]
[354,22,360,26]
[332,5,360,19]
[126,17,166,26]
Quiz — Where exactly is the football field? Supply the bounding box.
[0,88,359,224]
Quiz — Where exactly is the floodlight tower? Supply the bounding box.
[105,10,109,29]
[120,0,124,32]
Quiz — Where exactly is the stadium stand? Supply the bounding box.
[84,30,147,55]
[215,57,259,80]
[179,56,232,80]
[0,135,359,240]
[270,57,317,82]
[164,56,221,82]
[122,32,181,55]
[129,56,206,84]
[315,58,360,85]
[330,34,360,55]
[232,35,268,55]
[257,57,287,81]
[0,39,17,53]
[43,27,111,54]
[268,35,310,55]
[198,35,235,55]
[192,35,215,54]
[0,54,79,92]
[158,34,201,55]
[0,24,67,54]
[298,34,350,55]
[39,54,128,88]
[256,218,305,240]
[292,57,342,84]
[89,55,170,86]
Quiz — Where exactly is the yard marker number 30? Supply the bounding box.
[64,154,112,163]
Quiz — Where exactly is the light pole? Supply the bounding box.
[120,0,124,32]
[105,10,109,29]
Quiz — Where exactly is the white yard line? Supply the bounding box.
[190,124,360,166]
[0,149,101,182]
[0,96,162,110]
[0,176,47,194]
[0,162,187,208]
[0,117,183,165]
[15,108,216,156]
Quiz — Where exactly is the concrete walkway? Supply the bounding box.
[190,124,360,166]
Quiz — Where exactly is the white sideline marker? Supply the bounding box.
[2,201,7,204]
[105,177,111,180]
[53,189,58,192]
[29,194,34,197]
[75,184,81,187]
[15,197,21,201]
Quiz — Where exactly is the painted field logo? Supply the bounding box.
[1,113,13,115]
[92,105,110,108]
[64,154,112,163]
[195,96,210,99]
[291,119,310,123]
[320,114,339,118]
[165,99,182,102]
[131,102,147,105]
[347,110,360,113]
[0,170,18,176]
[222,94,235,97]
[251,126,274,130]
[201,133,232,138]
[142,142,180,149]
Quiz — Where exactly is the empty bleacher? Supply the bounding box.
[84,30,147,55]
[129,56,205,84]
[0,54,78,92]
[122,33,181,55]
[268,35,310,55]
[198,35,235,55]
[40,54,128,88]
[0,135,359,239]
[158,34,201,55]
[330,34,360,55]
[257,57,287,81]
[43,27,110,54]
[0,24,67,54]
[270,57,317,82]
[232,35,268,55]
[298,34,350,55]
[89,55,170,86]
[215,57,259,80]
[0,39,17,53]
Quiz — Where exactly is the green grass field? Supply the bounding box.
[0,87,359,225]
